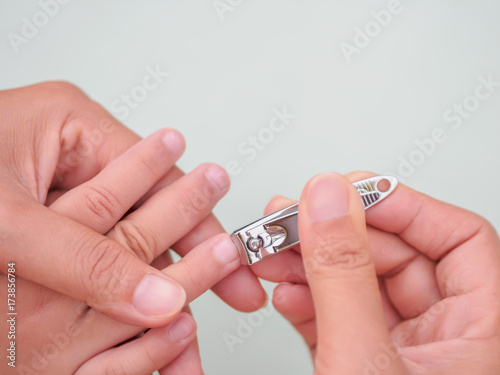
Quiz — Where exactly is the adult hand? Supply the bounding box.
[0,130,244,374]
[0,231,240,374]
[0,82,265,329]
[252,172,500,374]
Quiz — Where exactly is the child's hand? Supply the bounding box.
[251,172,500,374]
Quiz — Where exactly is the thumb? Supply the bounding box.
[298,173,406,375]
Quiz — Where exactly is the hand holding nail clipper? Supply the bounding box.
[246,172,500,375]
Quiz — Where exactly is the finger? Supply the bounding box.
[39,84,192,225]
[50,129,184,233]
[45,189,66,206]
[133,162,184,209]
[168,305,204,375]
[344,171,488,262]
[75,313,196,375]
[44,83,182,194]
[397,339,497,375]
[265,195,297,216]
[385,254,441,318]
[164,233,241,303]
[346,171,500,297]
[254,193,441,319]
[207,266,267,312]
[256,185,444,322]
[60,233,244,353]
[159,304,204,375]
[0,202,186,327]
[298,172,406,374]
[252,218,418,285]
[159,336,203,375]
[173,213,267,312]
[151,250,173,270]
[273,283,317,351]
[137,170,266,313]
[252,249,307,284]
[256,192,420,277]
[47,84,144,190]
[258,191,441,326]
[378,277,403,330]
[172,216,266,313]
[23,83,263,319]
[367,226,443,318]
[6,82,186,216]
[53,130,265,311]
[135,170,267,313]
[366,225,419,276]
[273,283,315,324]
[107,163,229,263]
[0,82,136,200]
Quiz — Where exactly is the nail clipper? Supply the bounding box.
[231,176,398,265]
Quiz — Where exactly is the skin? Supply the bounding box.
[0,82,266,373]
[251,172,500,374]
[3,82,498,374]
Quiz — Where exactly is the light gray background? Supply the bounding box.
[1,1,500,374]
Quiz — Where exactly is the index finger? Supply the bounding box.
[346,171,500,297]
[345,171,494,261]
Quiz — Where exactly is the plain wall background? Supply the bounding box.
[1,1,500,374]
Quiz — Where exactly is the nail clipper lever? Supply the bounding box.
[231,176,398,265]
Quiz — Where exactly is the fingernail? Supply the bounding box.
[213,236,240,264]
[132,274,185,317]
[169,314,196,342]
[307,173,349,222]
[161,131,184,158]
[205,165,230,192]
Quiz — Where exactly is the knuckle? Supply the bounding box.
[306,233,372,273]
[140,347,159,370]
[79,238,124,307]
[473,215,500,246]
[171,187,209,223]
[272,285,291,308]
[472,214,494,233]
[36,81,87,108]
[82,185,121,221]
[37,81,84,98]
[105,364,126,375]
[134,149,166,181]
[137,153,158,176]
[0,194,31,228]
[113,220,158,263]
[186,268,204,291]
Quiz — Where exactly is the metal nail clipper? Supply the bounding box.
[230,176,398,265]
